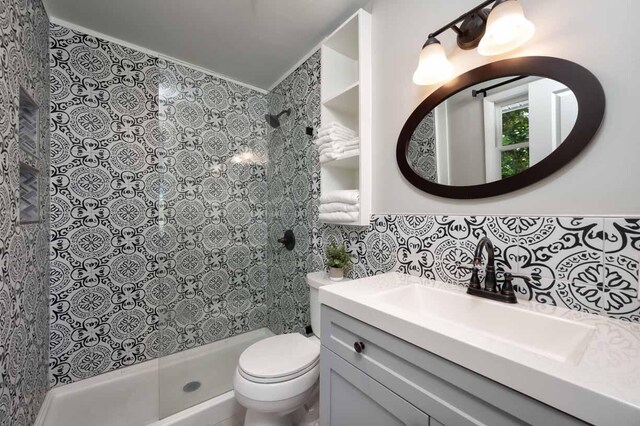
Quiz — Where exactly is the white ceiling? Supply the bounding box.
[43,0,370,91]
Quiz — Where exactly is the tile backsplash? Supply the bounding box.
[317,216,640,323]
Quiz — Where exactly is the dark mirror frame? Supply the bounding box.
[396,56,605,199]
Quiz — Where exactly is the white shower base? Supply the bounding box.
[36,328,273,426]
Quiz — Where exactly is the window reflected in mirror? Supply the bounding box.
[407,76,578,186]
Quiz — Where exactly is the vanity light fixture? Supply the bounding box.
[412,38,455,86]
[413,0,535,86]
[478,0,535,56]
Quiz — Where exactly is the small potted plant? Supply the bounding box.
[325,242,352,281]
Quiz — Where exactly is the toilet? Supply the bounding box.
[233,272,338,426]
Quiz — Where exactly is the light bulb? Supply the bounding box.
[412,39,455,86]
[478,0,535,56]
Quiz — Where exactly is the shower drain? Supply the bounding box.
[183,381,201,393]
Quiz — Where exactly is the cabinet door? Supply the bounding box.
[320,347,430,426]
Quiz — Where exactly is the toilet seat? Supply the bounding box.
[238,333,320,384]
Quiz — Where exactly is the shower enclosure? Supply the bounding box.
[154,60,273,418]
[46,20,320,426]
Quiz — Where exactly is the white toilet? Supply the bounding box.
[233,272,336,426]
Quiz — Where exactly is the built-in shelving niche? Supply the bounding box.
[18,87,40,224]
[19,163,39,224]
[320,9,371,226]
[19,88,39,157]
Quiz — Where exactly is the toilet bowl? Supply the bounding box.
[233,333,320,426]
[233,272,339,426]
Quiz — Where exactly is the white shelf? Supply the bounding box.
[321,221,360,226]
[323,82,359,116]
[321,153,359,170]
[320,9,371,227]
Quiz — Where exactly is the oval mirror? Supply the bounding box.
[397,57,605,199]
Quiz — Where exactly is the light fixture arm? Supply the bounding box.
[426,0,496,41]
[413,0,534,85]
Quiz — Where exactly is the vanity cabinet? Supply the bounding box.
[322,348,431,425]
[320,306,587,426]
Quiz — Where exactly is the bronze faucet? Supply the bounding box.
[461,236,530,304]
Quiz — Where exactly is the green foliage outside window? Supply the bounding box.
[501,107,530,178]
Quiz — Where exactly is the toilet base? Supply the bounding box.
[242,387,319,426]
[244,409,292,426]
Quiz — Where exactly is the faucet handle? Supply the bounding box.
[503,272,532,285]
[501,272,531,304]
[458,264,481,289]
[457,264,475,271]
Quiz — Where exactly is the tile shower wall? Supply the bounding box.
[266,52,321,334]
[0,0,50,423]
[157,60,269,352]
[49,24,268,385]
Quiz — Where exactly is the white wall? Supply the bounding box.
[445,87,485,186]
[371,0,640,216]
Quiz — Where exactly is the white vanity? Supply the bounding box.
[318,272,640,425]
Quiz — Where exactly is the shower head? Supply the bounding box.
[265,108,291,129]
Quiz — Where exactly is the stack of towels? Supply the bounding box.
[314,122,359,163]
[319,190,359,223]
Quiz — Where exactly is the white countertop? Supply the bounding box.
[319,272,640,425]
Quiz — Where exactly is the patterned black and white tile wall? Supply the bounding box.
[156,60,269,353]
[406,112,437,182]
[266,51,321,334]
[317,216,640,323]
[50,23,269,386]
[0,0,51,424]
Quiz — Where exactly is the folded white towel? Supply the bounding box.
[317,127,357,139]
[318,139,360,155]
[320,190,359,205]
[319,202,360,213]
[320,148,360,163]
[314,133,356,146]
[319,211,359,223]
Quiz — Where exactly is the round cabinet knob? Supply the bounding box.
[354,341,365,353]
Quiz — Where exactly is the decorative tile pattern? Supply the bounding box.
[50,24,268,385]
[406,112,437,181]
[266,51,320,334]
[19,165,39,223]
[316,215,639,323]
[0,0,51,423]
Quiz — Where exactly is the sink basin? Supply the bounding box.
[374,284,595,364]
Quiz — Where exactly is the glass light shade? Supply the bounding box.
[412,42,455,86]
[477,0,535,56]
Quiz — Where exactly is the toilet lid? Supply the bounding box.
[238,333,320,383]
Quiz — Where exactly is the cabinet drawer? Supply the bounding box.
[321,346,431,426]
[321,306,587,426]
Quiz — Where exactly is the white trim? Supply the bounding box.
[49,16,268,94]
[40,0,52,20]
[434,104,450,185]
[268,8,364,92]
[483,86,529,183]
[268,44,321,92]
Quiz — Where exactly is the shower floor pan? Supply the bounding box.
[36,328,273,426]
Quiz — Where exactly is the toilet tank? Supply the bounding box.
[307,272,348,338]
